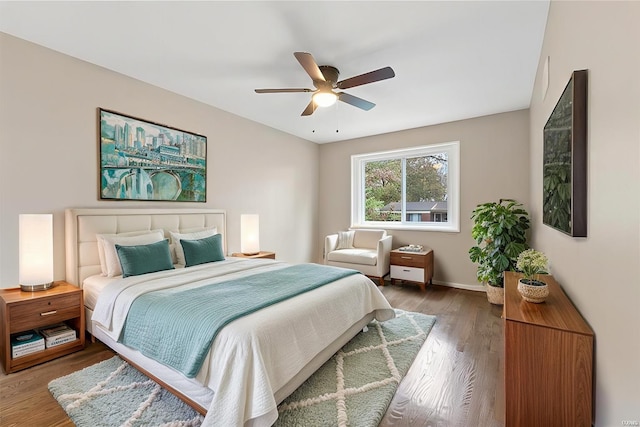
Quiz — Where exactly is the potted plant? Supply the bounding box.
[469,199,530,305]
[516,249,549,303]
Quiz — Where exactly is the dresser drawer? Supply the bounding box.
[390,252,426,268]
[391,265,425,283]
[9,293,81,333]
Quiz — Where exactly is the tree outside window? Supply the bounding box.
[352,142,459,232]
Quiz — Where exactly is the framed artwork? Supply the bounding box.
[542,70,588,237]
[99,109,207,202]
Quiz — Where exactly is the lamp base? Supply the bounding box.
[20,282,54,292]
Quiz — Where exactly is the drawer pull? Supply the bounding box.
[41,310,58,316]
[403,269,411,272]
[401,256,413,259]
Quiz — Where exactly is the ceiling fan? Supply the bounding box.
[255,52,395,116]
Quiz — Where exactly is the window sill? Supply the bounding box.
[351,223,460,233]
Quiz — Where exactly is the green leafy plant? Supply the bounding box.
[516,249,548,285]
[469,199,530,287]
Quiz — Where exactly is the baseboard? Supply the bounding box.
[381,275,485,293]
[431,280,485,292]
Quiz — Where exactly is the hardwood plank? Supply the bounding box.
[379,283,504,427]
[0,342,115,427]
[0,283,504,427]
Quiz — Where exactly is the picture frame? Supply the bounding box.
[542,70,588,237]
[99,109,207,202]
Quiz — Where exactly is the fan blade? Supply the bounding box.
[338,92,376,111]
[255,88,313,93]
[336,66,395,89]
[301,100,316,116]
[294,52,325,82]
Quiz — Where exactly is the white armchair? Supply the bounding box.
[324,229,392,286]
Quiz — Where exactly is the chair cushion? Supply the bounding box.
[353,229,386,249]
[336,230,355,249]
[326,248,378,266]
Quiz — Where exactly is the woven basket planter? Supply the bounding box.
[485,284,504,305]
[517,279,549,303]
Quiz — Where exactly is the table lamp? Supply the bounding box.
[19,214,54,291]
[241,214,260,255]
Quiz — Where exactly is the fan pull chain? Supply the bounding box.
[312,102,317,133]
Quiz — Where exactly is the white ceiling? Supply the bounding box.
[0,1,549,144]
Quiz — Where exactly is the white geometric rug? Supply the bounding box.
[48,356,203,427]
[275,309,436,427]
[49,309,435,427]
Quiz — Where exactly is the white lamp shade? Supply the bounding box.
[241,214,260,255]
[19,214,54,286]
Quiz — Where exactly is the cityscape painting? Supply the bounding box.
[99,109,207,202]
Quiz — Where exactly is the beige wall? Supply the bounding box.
[0,33,320,288]
[4,3,639,421]
[318,110,530,289]
[529,1,640,424]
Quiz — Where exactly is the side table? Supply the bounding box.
[0,281,85,374]
[231,251,276,260]
[390,248,434,291]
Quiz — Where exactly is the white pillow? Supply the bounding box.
[98,230,165,277]
[336,230,355,250]
[96,230,164,275]
[170,227,218,265]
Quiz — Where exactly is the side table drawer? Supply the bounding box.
[390,252,425,268]
[9,293,81,333]
[391,265,425,283]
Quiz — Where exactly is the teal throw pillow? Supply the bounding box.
[115,239,174,278]
[180,233,225,267]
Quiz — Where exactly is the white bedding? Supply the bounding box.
[91,258,394,427]
[82,274,114,311]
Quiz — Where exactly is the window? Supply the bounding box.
[351,142,460,232]
[408,213,422,222]
[433,212,448,222]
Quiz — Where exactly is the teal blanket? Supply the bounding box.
[119,263,359,378]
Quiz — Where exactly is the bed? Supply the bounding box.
[64,208,394,427]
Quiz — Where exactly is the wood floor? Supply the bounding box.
[0,283,504,427]
[379,283,505,427]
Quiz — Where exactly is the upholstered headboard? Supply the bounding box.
[65,208,227,286]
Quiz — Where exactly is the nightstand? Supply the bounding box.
[231,251,276,260]
[0,281,85,374]
[390,248,434,292]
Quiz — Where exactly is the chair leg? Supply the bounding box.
[378,276,385,286]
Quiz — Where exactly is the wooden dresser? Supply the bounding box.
[503,271,593,427]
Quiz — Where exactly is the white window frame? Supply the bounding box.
[351,141,460,232]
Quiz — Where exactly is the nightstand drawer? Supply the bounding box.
[390,252,425,268]
[9,293,81,333]
[391,265,425,283]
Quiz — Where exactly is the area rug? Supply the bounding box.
[49,309,435,427]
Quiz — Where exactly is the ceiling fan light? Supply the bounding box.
[313,91,337,107]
